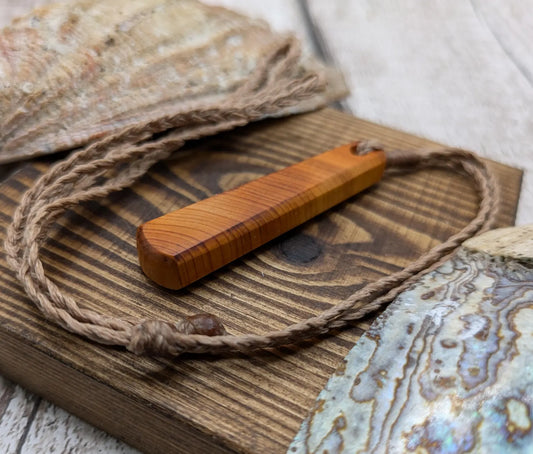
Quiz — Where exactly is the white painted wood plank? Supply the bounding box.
[0,377,39,453]
[308,0,533,225]
[21,401,139,454]
[471,0,533,84]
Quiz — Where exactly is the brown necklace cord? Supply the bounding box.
[4,40,499,357]
[5,140,499,358]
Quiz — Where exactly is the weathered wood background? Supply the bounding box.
[0,0,531,452]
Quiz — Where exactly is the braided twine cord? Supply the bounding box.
[4,38,499,357]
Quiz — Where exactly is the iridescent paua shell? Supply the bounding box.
[0,0,345,163]
[290,225,533,454]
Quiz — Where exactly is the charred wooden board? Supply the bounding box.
[290,225,533,454]
[0,108,523,453]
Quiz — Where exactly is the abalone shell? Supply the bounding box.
[0,0,345,163]
[290,225,533,454]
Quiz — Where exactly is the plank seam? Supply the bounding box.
[14,397,41,454]
[296,0,351,112]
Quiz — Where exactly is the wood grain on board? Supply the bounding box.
[0,108,522,453]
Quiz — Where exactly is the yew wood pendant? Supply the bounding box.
[137,143,386,289]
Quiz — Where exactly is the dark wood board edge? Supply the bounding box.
[0,332,235,454]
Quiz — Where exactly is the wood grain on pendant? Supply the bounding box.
[137,143,386,289]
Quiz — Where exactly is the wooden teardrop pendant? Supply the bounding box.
[137,142,386,289]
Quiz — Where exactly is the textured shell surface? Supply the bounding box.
[290,225,533,454]
[0,0,345,163]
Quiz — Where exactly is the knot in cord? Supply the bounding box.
[128,320,187,356]
[128,314,226,356]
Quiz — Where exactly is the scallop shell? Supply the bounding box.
[290,225,533,453]
[0,0,346,163]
